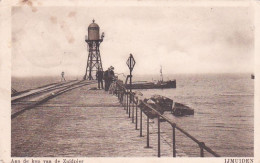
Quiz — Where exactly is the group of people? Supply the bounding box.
[96,66,115,91]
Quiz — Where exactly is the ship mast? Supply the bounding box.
[160,65,163,82]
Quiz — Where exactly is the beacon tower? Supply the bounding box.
[83,19,104,80]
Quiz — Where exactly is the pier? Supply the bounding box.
[11,80,219,157]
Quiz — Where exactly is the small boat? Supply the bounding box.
[172,102,194,116]
[141,95,194,118]
[141,98,164,119]
[149,95,173,112]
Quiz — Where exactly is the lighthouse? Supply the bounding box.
[83,19,104,80]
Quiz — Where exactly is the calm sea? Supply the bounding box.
[11,76,77,91]
[11,73,254,157]
[134,73,254,157]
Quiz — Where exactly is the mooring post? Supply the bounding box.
[172,123,176,157]
[140,108,143,137]
[146,116,150,148]
[158,115,161,157]
[199,142,205,157]
[135,101,138,130]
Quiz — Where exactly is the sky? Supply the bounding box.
[11,5,254,77]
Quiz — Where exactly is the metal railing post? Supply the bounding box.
[118,89,120,101]
[132,97,134,123]
[158,115,161,157]
[126,92,128,114]
[135,101,138,130]
[146,116,150,148]
[140,108,143,137]
[128,93,131,118]
[172,123,176,157]
[120,92,122,101]
[199,142,205,157]
[123,92,126,110]
[117,85,119,99]
[121,91,124,104]
[119,90,122,103]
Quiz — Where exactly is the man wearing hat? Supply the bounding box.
[103,68,109,91]
[96,67,104,89]
[61,71,66,82]
[107,66,115,90]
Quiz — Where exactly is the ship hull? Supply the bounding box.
[125,80,176,89]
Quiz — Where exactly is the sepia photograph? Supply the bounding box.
[1,0,257,161]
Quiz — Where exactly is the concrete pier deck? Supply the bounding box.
[11,83,181,157]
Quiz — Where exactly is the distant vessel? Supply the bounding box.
[251,74,254,79]
[125,66,176,89]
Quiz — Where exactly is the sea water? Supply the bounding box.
[134,73,254,157]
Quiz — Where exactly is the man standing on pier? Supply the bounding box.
[104,68,109,91]
[96,68,104,89]
[61,71,66,82]
[108,66,115,89]
[104,66,115,91]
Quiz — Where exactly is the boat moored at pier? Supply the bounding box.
[141,95,194,117]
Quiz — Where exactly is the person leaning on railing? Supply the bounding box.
[104,66,115,91]
[108,75,119,94]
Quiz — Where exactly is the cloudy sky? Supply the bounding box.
[11,5,254,77]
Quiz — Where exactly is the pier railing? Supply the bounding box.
[113,80,220,157]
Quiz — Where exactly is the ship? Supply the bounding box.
[125,80,176,89]
[125,66,176,89]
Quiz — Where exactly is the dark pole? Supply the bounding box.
[199,142,205,157]
[146,116,150,148]
[129,55,133,118]
[89,43,93,80]
[135,101,138,130]
[123,91,126,110]
[129,54,133,103]
[126,91,128,114]
[130,69,132,100]
[172,124,176,157]
[128,93,131,118]
[200,147,204,157]
[140,108,143,137]
[132,99,134,123]
[158,116,161,157]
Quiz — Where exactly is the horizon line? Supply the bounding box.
[11,72,254,78]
